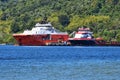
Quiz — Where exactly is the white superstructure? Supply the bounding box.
[74,28,93,39]
[23,22,67,35]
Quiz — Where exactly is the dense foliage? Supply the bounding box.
[0,0,120,44]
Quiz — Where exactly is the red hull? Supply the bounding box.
[13,34,69,46]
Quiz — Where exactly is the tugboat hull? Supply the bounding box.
[69,39,96,46]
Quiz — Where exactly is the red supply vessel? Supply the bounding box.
[13,20,69,46]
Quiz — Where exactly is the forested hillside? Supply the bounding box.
[0,0,120,44]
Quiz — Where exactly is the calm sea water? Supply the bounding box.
[0,45,120,80]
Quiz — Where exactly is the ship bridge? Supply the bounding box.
[35,22,52,27]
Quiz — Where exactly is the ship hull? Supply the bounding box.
[13,34,69,46]
[68,38,96,46]
[69,39,120,46]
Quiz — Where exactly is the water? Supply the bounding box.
[0,45,120,80]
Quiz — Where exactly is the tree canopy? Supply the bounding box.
[0,0,120,43]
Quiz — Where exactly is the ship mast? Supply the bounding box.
[40,17,48,24]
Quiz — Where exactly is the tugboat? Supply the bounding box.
[68,27,120,46]
[68,27,96,46]
[13,18,69,46]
